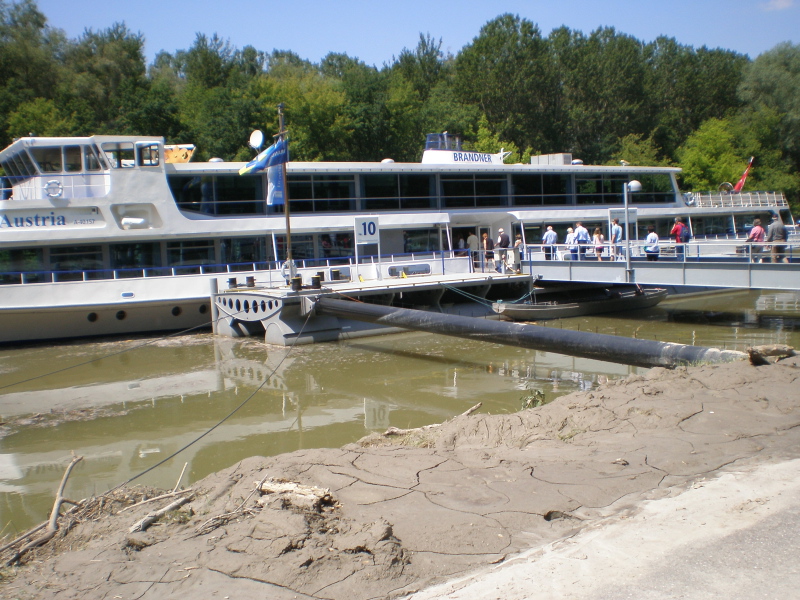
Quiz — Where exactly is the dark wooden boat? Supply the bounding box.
[492,287,668,320]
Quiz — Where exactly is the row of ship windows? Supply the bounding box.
[1,142,161,181]
[168,173,676,215]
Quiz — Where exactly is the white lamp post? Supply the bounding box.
[623,180,641,283]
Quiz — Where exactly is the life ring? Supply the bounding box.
[44,179,63,198]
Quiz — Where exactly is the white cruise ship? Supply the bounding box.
[0,131,790,343]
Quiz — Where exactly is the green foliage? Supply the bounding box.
[608,133,672,167]
[677,118,744,191]
[455,14,560,153]
[738,42,800,169]
[467,114,533,163]
[7,97,73,137]
[0,0,797,203]
[520,388,546,410]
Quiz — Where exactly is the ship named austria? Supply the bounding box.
[0,130,791,344]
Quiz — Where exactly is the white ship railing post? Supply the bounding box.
[624,180,641,283]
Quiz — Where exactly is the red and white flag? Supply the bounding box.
[733,156,754,193]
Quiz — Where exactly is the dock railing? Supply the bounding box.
[521,239,798,265]
[0,250,475,287]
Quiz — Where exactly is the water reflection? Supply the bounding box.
[2,289,799,533]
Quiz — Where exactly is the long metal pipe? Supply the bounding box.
[314,297,745,369]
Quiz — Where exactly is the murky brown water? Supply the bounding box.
[2,289,799,534]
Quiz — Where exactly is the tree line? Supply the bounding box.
[1,1,799,208]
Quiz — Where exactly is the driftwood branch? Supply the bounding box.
[747,344,796,366]
[257,479,333,511]
[129,496,192,533]
[383,402,482,437]
[173,463,188,493]
[193,471,272,538]
[0,523,46,556]
[119,489,194,513]
[6,454,83,565]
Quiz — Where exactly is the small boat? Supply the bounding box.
[493,287,668,320]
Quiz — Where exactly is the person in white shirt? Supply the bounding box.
[574,222,590,260]
[610,218,623,260]
[644,225,660,261]
[564,227,576,260]
[542,225,558,260]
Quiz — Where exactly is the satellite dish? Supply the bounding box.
[249,130,264,150]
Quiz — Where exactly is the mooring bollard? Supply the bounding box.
[227,277,238,289]
[291,276,302,291]
[246,276,255,287]
[311,275,322,289]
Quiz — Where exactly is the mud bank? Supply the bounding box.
[2,356,799,599]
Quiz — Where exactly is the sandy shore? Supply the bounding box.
[1,355,799,599]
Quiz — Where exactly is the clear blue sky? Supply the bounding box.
[38,0,799,67]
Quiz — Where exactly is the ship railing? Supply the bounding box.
[3,172,110,200]
[685,191,787,208]
[0,250,473,286]
[521,239,799,264]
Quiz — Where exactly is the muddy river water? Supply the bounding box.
[2,289,799,534]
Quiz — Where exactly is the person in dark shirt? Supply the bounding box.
[765,213,788,263]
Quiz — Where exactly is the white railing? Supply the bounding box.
[1,251,473,287]
[4,173,111,201]
[685,191,787,209]
[521,239,798,264]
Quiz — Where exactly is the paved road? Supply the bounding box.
[408,459,800,599]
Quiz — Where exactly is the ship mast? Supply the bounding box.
[276,103,296,279]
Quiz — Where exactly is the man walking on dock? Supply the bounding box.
[542,226,558,260]
[496,228,510,271]
[610,218,623,260]
[766,213,789,263]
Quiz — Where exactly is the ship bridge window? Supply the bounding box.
[577,175,628,205]
[363,174,400,210]
[49,245,105,280]
[64,146,82,172]
[513,174,570,206]
[221,237,273,268]
[168,174,264,215]
[1,151,37,186]
[441,174,507,209]
[361,174,435,210]
[287,174,355,213]
[85,145,107,171]
[167,240,218,272]
[101,142,135,168]
[29,146,62,173]
[400,174,435,209]
[136,143,160,167]
[110,242,162,277]
[0,248,44,284]
[630,174,676,204]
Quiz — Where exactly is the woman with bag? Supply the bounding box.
[593,227,605,261]
[747,218,765,262]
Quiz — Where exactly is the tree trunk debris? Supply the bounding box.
[747,344,796,365]
[383,402,482,437]
[5,454,83,565]
[128,495,192,533]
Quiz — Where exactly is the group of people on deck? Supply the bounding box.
[460,228,523,272]
[538,218,695,262]
[746,213,789,263]
[458,212,790,269]
[542,219,628,261]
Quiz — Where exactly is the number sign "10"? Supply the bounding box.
[354,217,380,245]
